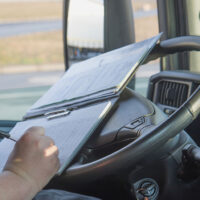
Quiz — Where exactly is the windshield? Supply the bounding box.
[1,0,199,122]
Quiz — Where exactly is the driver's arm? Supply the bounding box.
[0,126,60,200]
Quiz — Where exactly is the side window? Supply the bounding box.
[67,0,104,66]
[0,1,64,121]
[132,0,160,97]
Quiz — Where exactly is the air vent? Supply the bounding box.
[157,81,189,108]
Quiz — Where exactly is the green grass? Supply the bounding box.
[0,31,64,66]
[0,1,63,67]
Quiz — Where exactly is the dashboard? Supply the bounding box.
[147,70,200,145]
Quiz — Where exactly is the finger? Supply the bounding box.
[40,135,55,146]
[25,126,45,136]
[51,155,60,171]
[44,145,59,157]
[18,127,45,145]
[55,157,60,171]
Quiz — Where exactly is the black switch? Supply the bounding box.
[125,117,145,129]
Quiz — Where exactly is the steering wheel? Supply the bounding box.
[61,36,200,182]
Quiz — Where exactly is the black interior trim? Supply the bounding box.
[144,36,200,64]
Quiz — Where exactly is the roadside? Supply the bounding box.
[0,62,159,90]
[0,0,158,68]
[0,64,64,74]
[0,0,160,121]
[0,20,62,38]
[0,31,63,66]
[0,62,159,121]
[0,1,62,23]
[0,70,63,90]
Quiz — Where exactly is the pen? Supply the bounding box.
[0,130,17,142]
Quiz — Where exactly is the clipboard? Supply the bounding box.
[26,34,162,117]
[0,34,162,175]
[0,98,118,175]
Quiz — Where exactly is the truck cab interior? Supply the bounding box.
[1,0,200,200]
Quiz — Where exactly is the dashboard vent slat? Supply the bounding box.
[157,80,189,108]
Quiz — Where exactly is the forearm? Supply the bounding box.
[0,171,37,200]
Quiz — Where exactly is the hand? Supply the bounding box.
[3,126,60,195]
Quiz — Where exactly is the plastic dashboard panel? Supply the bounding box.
[147,70,200,144]
[147,71,200,111]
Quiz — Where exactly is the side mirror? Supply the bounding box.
[67,0,104,61]
[63,0,135,70]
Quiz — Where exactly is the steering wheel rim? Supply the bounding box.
[62,36,200,182]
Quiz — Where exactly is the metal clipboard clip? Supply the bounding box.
[44,108,70,120]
